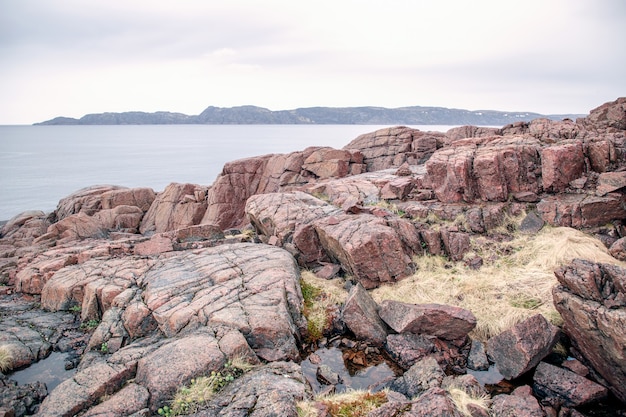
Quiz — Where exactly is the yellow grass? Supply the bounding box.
[298,390,388,417]
[371,226,625,341]
[300,270,348,342]
[0,345,14,373]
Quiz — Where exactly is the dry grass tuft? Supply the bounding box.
[447,387,491,417]
[298,390,388,417]
[371,226,625,341]
[0,345,15,373]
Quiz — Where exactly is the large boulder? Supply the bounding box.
[139,183,208,235]
[100,187,156,212]
[486,314,559,380]
[54,185,126,221]
[342,126,443,171]
[313,214,414,289]
[0,210,50,246]
[378,300,476,341]
[540,141,585,193]
[552,259,626,403]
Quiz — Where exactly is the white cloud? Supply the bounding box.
[0,0,624,123]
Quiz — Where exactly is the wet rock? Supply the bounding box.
[467,339,490,371]
[486,314,559,380]
[389,356,445,398]
[532,362,608,407]
[609,237,626,261]
[316,364,341,386]
[491,387,545,417]
[189,361,309,417]
[552,259,626,402]
[139,183,208,234]
[379,300,476,341]
[342,283,388,346]
[80,383,149,417]
[0,380,47,417]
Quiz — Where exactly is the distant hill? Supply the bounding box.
[35,105,584,126]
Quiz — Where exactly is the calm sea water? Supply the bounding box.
[0,124,455,221]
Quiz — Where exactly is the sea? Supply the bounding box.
[0,124,457,221]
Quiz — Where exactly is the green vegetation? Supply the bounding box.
[100,342,109,353]
[300,271,347,344]
[69,305,82,313]
[80,319,100,330]
[0,345,15,373]
[158,357,255,416]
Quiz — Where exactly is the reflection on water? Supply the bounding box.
[9,351,76,392]
[301,347,398,394]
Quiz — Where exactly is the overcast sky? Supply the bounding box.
[1,0,624,124]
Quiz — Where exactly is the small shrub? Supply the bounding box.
[165,357,254,415]
[300,272,347,344]
[100,342,109,353]
[69,305,82,313]
[80,319,100,330]
[0,345,15,373]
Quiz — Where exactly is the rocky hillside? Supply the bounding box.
[34,104,583,125]
[1,97,625,416]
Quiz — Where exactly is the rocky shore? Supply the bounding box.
[1,98,625,417]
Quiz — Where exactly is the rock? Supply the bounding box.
[39,212,107,243]
[513,191,540,203]
[389,356,445,398]
[191,361,309,417]
[552,259,626,402]
[379,300,476,341]
[341,283,388,346]
[486,314,559,380]
[314,264,341,280]
[561,358,589,377]
[441,229,471,261]
[541,141,585,193]
[609,237,626,261]
[0,211,50,246]
[54,185,126,221]
[140,243,305,361]
[100,187,156,212]
[380,177,415,200]
[537,194,626,228]
[135,330,228,411]
[80,383,149,417]
[532,362,608,407]
[467,339,490,371]
[139,183,208,234]
[395,162,412,176]
[385,333,435,370]
[302,148,356,179]
[133,235,173,256]
[581,96,626,131]
[0,380,47,417]
[519,211,545,234]
[37,355,137,417]
[491,390,545,417]
[406,387,463,416]
[93,205,144,233]
[314,214,413,289]
[342,127,442,171]
[316,364,341,385]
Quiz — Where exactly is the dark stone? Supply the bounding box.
[385,333,436,370]
[519,211,545,234]
[533,361,608,407]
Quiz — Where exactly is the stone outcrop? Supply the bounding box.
[53,185,126,221]
[139,182,208,234]
[552,259,626,403]
[341,283,389,346]
[533,361,608,407]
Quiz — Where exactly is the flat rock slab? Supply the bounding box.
[379,300,476,341]
[486,314,559,380]
[533,361,608,407]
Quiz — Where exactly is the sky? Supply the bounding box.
[0,0,625,124]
